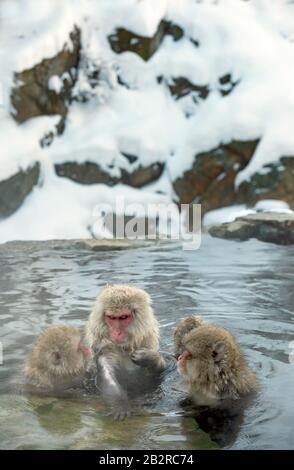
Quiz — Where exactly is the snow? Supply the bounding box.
[0,112,60,181]
[203,199,293,226]
[203,205,255,226]
[48,76,64,94]
[0,0,294,241]
[0,171,174,244]
[254,199,293,214]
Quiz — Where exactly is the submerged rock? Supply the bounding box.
[0,163,40,218]
[208,212,294,245]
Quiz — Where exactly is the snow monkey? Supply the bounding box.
[85,284,166,419]
[175,318,257,406]
[25,325,92,393]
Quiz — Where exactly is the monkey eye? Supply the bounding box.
[106,314,116,320]
[119,315,129,320]
[182,350,193,360]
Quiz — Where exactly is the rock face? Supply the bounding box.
[208,212,294,245]
[108,20,183,61]
[55,160,164,187]
[6,14,293,224]
[11,27,81,124]
[173,140,259,213]
[238,156,294,208]
[0,163,40,218]
[167,77,209,101]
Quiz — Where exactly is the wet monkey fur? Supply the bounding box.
[85,285,166,419]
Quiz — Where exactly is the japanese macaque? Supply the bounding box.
[174,315,205,358]
[175,319,257,406]
[25,325,92,393]
[85,284,166,419]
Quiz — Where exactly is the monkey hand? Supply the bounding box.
[131,349,166,372]
[108,397,132,421]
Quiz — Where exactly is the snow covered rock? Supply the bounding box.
[173,140,259,213]
[108,20,183,62]
[238,156,294,208]
[0,163,40,218]
[208,212,294,245]
[11,27,81,125]
[55,160,164,188]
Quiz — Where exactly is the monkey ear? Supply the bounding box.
[211,341,225,362]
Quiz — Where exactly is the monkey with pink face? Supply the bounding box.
[173,316,257,446]
[174,315,257,406]
[85,284,166,419]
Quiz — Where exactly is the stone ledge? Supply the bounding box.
[0,238,169,252]
[207,212,294,245]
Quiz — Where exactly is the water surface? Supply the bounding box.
[0,236,293,449]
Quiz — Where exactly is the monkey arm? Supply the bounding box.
[96,354,131,420]
[130,349,166,373]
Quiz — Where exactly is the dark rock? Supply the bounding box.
[0,163,40,218]
[208,212,294,245]
[190,38,200,47]
[173,140,259,213]
[108,20,184,61]
[55,161,118,186]
[168,77,209,100]
[218,74,240,96]
[238,156,294,208]
[164,21,184,41]
[55,160,164,188]
[122,162,164,187]
[11,27,81,124]
[121,153,138,164]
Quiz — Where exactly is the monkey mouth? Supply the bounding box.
[110,329,128,343]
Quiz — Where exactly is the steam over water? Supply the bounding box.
[0,236,293,449]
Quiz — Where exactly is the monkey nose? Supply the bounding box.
[177,350,192,369]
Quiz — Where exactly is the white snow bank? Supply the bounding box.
[0,170,175,243]
[254,199,293,214]
[203,199,293,226]
[1,0,294,242]
[0,112,59,181]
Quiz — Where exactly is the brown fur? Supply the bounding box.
[177,323,257,406]
[174,315,205,358]
[25,325,87,390]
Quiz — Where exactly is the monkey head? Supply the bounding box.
[178,324,256,402]
[173,315,205,358]
[178,325,239,376]
[85,284,159,350]
[25,325,92,387]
